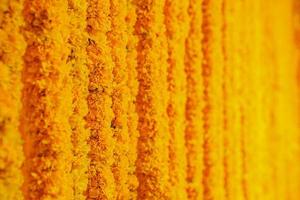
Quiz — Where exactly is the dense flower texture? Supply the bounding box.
[0,0,299,199]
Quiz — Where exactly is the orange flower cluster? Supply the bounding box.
[0,0,299,199]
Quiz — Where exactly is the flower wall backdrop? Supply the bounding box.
[0,0,299,199]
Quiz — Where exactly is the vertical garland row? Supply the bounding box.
[85,0,116,199]
[257,1,280,198]
[201,0,225,199]
[21,0,73,199]
[0,0,25,199]
[164,0,189,199]
[183,0,203,199]
[67,0,89,199]
[222,0,244,199]
[242,1,269,199]
[125,0,139,199]
[239,1,250,199]
[293,1,300,198]
[276,0,300,198]
[134,0,170,199]
[108,0,131,198]
[261,1,285,199]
